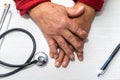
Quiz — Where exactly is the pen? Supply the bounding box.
[0,4,11,49]
[0,3,10,31]
[97,43,120,77]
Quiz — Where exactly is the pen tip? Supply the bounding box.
[4,3,10,8]
[97,73,101,77]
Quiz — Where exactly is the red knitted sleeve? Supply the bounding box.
[14,0,51,15]
[73,0,104,11]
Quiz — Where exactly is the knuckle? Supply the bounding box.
[82,31,88,38]
[48,39,54,45]
[57,38,66,47]
[48,42,55,49]
[67,34,74,41]
[49,42,54,47]
[50,49,57,54]
[69,45,74,51]
[74,25,88,39]
[75,26,83,36]
[57,38,64,44]
[66,49,73,55]
[74,25,80,33]
[62,47,72,56]
[75,43,82,51]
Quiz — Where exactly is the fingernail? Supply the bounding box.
[55,62,60,68]
[62,62,67,67]
[79,57,83,61]
[54,55,58,59]
[82,31,88,38]
[79,6,84,10]
[70,54,74,60]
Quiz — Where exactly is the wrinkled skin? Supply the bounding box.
[29,2,95,68]
[55,2,95,68]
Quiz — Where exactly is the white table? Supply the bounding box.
[0,0,120,80]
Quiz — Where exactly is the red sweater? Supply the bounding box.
[14,0,104,15]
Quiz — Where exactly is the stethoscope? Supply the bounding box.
[0,4,48,77]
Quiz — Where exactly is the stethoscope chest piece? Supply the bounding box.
[34,52,48,66]
[0,28,49,77]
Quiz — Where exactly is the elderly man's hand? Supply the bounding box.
[29,2,87,60]
[67,2,95,60]
[55,2,95,68]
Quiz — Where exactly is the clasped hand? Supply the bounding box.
[29,2,95,68]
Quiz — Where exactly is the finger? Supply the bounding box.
[61,45,74,68]
[62,55,70,68]
[67,22,88,39]
[46,37,58,59]
[54,36,74,60]
[62,30,83,53]
[77,52,83,61]
[66,6,85,18]
[69,45,74,52]
[76,41,84,61]
[55,49,65,68]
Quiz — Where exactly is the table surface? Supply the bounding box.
[0,0,120,80]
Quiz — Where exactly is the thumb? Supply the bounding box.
[65,6,85,18]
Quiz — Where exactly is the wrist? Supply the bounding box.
[75,2,95,16]
[73,2,95,32]
[14,0,51,15]
[73,0,104,11]
[29,2,50,15]
[29,2,53,20]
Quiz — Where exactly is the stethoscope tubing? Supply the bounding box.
[0,28,37,77]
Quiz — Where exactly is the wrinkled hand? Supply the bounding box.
[55,2,95,68]
[29,2,87,60]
